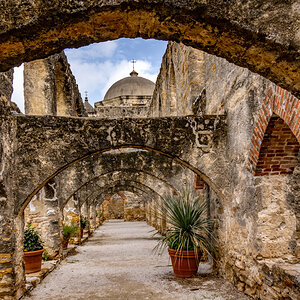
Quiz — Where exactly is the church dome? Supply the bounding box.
[103,70,155,101]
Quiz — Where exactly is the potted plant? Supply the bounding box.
[62,221,78,249]
[80,215,87,238]
[154,189,214,278]
[23,224,44,274]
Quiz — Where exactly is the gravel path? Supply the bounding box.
[24,220,248,300]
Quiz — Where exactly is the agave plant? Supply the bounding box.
[154,189,214,256]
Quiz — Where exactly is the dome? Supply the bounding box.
[103,71,155,101]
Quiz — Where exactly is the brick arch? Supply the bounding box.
[248,87,300,175]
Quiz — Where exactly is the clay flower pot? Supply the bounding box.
[62,238,69,250]
[168,248,201,278]
[24,249,44,274]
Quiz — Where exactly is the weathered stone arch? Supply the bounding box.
[14,115,227,214]
[248,87,300,174]
[93,188,154,208]
[0,1,299,97]
[88,180,161,207]
[73,170,175,208]
[63,169,178,209]
[55,150,190,210]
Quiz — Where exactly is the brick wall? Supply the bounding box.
[255,116,300,175]
[249,87,300,175]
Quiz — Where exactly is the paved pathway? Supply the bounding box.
[24,220,248,300]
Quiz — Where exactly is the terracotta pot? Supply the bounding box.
[24,249,44,274]
[168,248,201,278]
[62,238,69,250]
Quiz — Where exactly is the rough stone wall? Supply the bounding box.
[24,51,86,117]
[106,194,124,220]
[94,106,149,119]
[24,183,61,259]
[0,69,20,113]
[152,42,300,299]
[123,191,146,222]
[0,70,13,103]
[149,42,205,117]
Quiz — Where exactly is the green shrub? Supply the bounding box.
[24,224,43,252]
[63,221,78,240]
[42,250,50,261]
[80,215,87,229]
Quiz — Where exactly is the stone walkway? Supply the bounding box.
[24,220,248,300]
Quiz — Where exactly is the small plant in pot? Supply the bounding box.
[23,224,44,274]
[80,215,87,238]
[154,189,214,278]
[62,221,78,250]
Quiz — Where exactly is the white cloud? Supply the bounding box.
[11,64,24,113]
[65,41,119,61]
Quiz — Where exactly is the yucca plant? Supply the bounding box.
[154,189,214,276]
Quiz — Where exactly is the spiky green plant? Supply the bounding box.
[154,189,214,256]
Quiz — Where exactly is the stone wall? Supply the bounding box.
[123,191,146,221]
[0,70,13,103]
[24,51,86,117]
[94,106,149,119]
[0,69,20,113]
[151,42,300,299]
[24,182,61,259]
[149,42,205,117]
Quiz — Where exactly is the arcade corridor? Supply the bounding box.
[24,221,248,300]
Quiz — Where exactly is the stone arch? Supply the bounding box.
[18,143,224,214]
[61,168,178,210]
[248,87,300,175]
[55,150,190,210]
[15,114,227,215]
[0,1,299,97]
[89,181,161,207]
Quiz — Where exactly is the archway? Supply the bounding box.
[0,1,299,97]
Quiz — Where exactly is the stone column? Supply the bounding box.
[63,195,81,244]
[147,202,152,225]
[24,58,57,115]
[24,181,62,259]
[89,203,97,231]
[95,204,100,226]
[81,202,90,235]
[102,196,111,220]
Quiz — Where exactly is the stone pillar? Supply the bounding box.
[0,69,13,103]
[24,58,57,115]
[81,202,90,234]
[102,196,111,220]
[147,202,152,225]
[89,204,97,231]
[24,181,62,259]
[95,204,100,226]
[63,195,81,244]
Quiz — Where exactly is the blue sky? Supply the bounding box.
[11,38,168,112]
